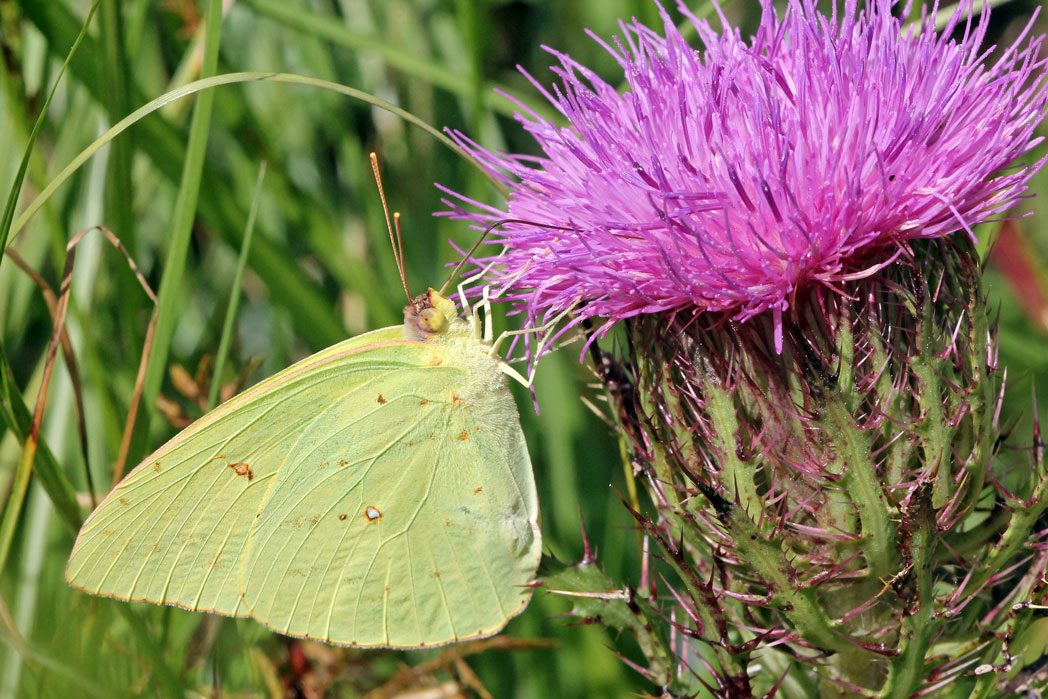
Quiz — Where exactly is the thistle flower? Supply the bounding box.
[445,0,1046,344]
[443,1,1048,697]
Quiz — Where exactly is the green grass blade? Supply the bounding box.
[0,345,81,559]
[208,163,266,411]
[0,0,96,578]
[7,73,509,250]
[0,0,99,269]
[244,0,558,123]
[21,1,344,349]
[0,620,116,698]
[139,0,224,410]
[98,0,142,362]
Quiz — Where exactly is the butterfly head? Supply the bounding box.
[403,289,464,341]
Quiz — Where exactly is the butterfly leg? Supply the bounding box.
[466,285,493,344]
[455,252,511,340]
[492,304,577,388]
[455,250,538,345]
[455,249,509,313]
[498,362,532,389]
[480,286,494,343]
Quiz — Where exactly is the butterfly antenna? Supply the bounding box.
[438,224,496,297]
[438,218,576,297]
[393,213,407,288]
[370,152,412,304]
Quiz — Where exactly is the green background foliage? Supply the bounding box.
[0,0,1045,696]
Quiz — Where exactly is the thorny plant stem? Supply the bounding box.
[702,373,761,519]
[715,500,867,664]
[912,296,951,509]
[960,294,994,518]
[882,487,937,698]
[631,491,751,693]
[821,397,897,580]
[967,473,1048,599]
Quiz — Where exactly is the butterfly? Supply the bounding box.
[66,157,544,649]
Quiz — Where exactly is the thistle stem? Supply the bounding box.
[822,398,897,579]
[703,375,761,519]
[882,489,937,697]
[967,474,1048,596]
[721,500,862,660]
[913,297,952,509]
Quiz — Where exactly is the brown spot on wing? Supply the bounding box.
[458,431,469,440]
[228,462,254,481]
[451,391,464,406]
[419,400,428,406]
[338,513,348,521]
[433,571,441,578]
[430,356,442,366]
[365,506,382,521]
[377,394,386,404]
[474,487,483,494]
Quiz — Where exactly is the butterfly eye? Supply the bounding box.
[418,308,447,333]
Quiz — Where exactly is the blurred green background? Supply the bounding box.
[0,0,1046,696]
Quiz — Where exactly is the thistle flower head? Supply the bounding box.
[444,0,1047,338]
[441,3,1048,695]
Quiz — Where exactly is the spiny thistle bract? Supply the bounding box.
[441,1,1048,697]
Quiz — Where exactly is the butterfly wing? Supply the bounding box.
[66,326,406,616]
[238,340,539,648]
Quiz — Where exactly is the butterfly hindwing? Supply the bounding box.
[238,339,539,647]
[65,327,405,616]
[68,290,542,649]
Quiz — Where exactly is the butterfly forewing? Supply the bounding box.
[65,327,405,615]
[67,297,541,649]
[238,342,539,648]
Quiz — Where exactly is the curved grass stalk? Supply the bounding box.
[6,71,510,250]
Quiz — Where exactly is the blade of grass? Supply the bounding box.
[1,226,114,574]
[80,227,159,487]
[99,0,142,375]
[116,605,182,696]
[2,483,52,697]
[22,1,509,356]
[208,162,266,411]
[0,343,81,531]
[7,72,509,252]
[244,0,559,123]
[0,0,99,271]
[0,596,115,699]
[1,226,155,605]
[3,247,95,508]
[22,0,343,350]
[139,0,223,420]
[0,0,98,575]
[2,70,507,366]
[0,589,31,671]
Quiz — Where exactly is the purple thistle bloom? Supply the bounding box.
[441,3,1048,694]
[443,0,1048,341]
[442,4,1048,695]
